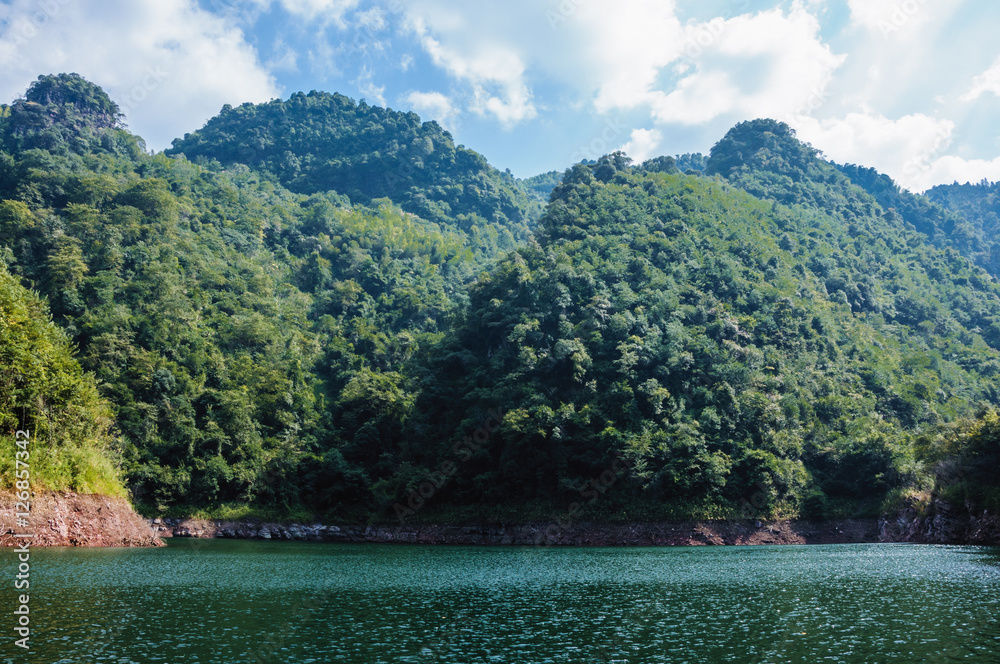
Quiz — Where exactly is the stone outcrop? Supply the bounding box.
[0,491,163,547]
[878,498,1000,545]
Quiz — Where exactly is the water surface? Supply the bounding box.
[2,541,999,663]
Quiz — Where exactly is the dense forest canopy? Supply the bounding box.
[165,91,540,256]
[0,260,124,496]
[0,75,997,521]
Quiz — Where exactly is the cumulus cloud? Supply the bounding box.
[403,90,459,129]
[0,0,279,150]
[397,0,686,128]
[792,111,955,191]
[917,155,1000,189]
[403,12,536,127]
[620,128,663,163]
[962,55,1000,102]
[650,71,739,125]
[577,0,685,113]
[648,5,844,126]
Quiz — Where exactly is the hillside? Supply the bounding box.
[834,162,997,276]
[0,75,997,524]
[924,180,1000,273]
[165,91,540,256]
[391,142,1000,520]
[0,74,483,514]
[0,261,123,496]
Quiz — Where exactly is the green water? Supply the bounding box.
[2,540,999,663]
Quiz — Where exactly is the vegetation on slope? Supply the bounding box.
[0,261,124,495]
[387,144,1000,520]
[165,91,540,256]
[1,77,998,523]
[0,75,480,513]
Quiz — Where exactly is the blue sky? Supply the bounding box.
[2,0,1000,191]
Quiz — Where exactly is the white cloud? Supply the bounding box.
[0,0,279,150]
[620,128,663,163]
[275,0,359,22]
[962,55,1000,102]
[650,71,739,125]
[403,90,459,129]
[846,0,965,35]
[404,14,536,127]
[266,38,299,72]
[847,0,966,39]
[356,66,386,106]
[354,7,386,31]
[239,0,359,24]
[792,111,955,191]
[847,0,916,31]
[397,0,686,128]
[647,5,844,125]
[579,0,685,113]
[917,155,1000,189]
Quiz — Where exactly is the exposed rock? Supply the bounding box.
[0,491,162,547]
[150,517,883,547]
[7,492,991,549]
[878,498,1000,545]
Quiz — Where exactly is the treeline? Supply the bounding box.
[1,76,998,521]
[0,74,484,514]
[165,90,541,257]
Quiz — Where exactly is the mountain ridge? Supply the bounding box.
[0,74,997,532]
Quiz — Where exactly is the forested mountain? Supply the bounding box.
[1,75,997,521]
[165,91,539,256]
[520,170,563,204]
[834,162,999,278]
[0,74,482,512]
[924,180,1000,274]
[394,138,1000,518]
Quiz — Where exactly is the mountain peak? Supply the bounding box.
[706,118,820,181]
[2,73,134,157]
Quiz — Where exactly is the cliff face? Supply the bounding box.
[879,499,1000,545]
[0,492,163,547]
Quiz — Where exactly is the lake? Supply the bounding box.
[2,540,999,663]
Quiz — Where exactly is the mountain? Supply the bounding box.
[924,180,1000,273]
[165,91,540,256]
[392,142,1000,519]
[520,170,563,204]
[1,75,998,522]
[832,163,1000,282]
[0,74,483,513]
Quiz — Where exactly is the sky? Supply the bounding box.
[1,0,1000,191]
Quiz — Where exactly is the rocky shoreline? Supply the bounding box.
[0,491,162,547]
[150,516,881,546]
[149,500,999,547]
[877,498,1000,546]
[4,492,997,548]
